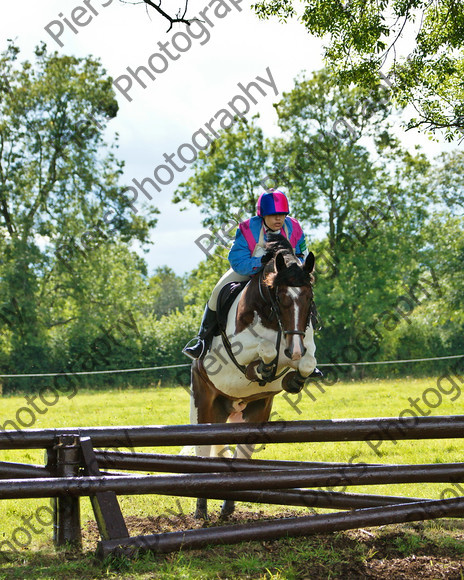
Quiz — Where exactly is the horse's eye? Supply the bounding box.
[279,294,293,308]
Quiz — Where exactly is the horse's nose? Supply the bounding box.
[285,341,306,361]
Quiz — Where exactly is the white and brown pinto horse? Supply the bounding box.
[190,234,317,518]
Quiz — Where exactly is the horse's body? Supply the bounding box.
[190,235,317,518]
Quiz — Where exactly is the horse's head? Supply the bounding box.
[261,234,315,362]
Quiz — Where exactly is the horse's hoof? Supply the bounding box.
[195,498,208,520]
[219,500,235,519]
[257,360,275,381]
[245,361,260,381]
[282,371,305,393]
[245,361,272,385]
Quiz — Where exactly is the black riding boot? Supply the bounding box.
[308,368,323,379]
[182,305,218,360]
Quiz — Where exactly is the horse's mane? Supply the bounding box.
[261,233,294,263]
[262,233,312,287]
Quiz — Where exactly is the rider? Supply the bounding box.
[183,190,321,378]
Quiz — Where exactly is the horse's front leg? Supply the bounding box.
[257,339,278,364]
[245,338,278,382]
[295,323,317,376]
[282,326,318,393]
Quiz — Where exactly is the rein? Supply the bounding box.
[254,271,289,385]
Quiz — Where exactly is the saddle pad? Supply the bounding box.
[216,280,249,333]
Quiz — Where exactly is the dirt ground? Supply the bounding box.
[81,509,464,579]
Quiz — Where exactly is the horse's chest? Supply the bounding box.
[205,317,282,398]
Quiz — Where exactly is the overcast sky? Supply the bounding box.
[2,0,454,276]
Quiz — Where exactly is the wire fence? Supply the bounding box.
[0,354,462,378]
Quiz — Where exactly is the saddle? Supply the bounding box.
[215,280,249,334]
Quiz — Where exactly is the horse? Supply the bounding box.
[189,233,317,519]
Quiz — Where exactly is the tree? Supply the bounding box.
[170,68,446,373]
[270,68,394,271]
[271,71,435,363]
[253,0,464,140]
[420,152,464,326]
[147,266,186,318]
[0,42,157,378]
[429,150,464,213]
[184,246,230,307]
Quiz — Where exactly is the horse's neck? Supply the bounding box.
[235,277,277,334]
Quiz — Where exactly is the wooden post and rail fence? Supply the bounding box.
[0,415,464,559]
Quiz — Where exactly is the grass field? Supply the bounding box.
[0,376,464,579]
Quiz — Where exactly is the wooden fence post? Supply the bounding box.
[52,434,82,549]
[80,437,129,541]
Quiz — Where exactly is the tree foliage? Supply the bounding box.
[429,150,464,213]
[253,0,464,140]
[0,43,158,387]
[146,266,187,318]
[1,40,462,392]
[270,70,394,255]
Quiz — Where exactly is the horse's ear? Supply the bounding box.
[303,251,315,273]
[275,252,286,272]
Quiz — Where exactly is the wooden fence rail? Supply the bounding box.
[2,415,464,449]
[0,415,463,560]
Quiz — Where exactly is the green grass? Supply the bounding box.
[1,376,464,578]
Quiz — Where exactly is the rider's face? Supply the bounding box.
[264,213,286,231]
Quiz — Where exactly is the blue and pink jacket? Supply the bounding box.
[228,216,307,276]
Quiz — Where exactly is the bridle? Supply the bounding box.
[253,270,314,384]
[257,269,312,337]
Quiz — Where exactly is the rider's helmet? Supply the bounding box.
[256,191,290,217]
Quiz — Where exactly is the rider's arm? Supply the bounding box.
[228,228,262,276]
[289,217,308,263]
[295,231,308,262]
